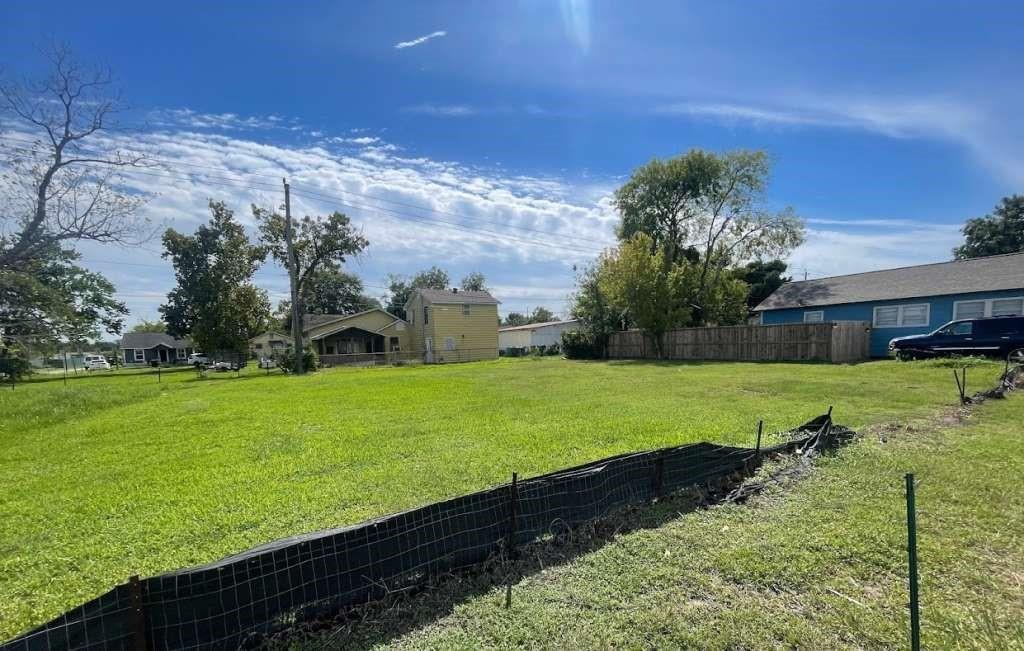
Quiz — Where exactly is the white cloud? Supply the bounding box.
[0,118,616,326]
[656,94,1024,186]
[402,103,478,117]
[394,30,447,50]
[788,224,962,280]
[148,108,298,132]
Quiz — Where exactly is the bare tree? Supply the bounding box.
[0,43,151,269]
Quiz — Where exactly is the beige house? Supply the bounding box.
[249,309,409,362]
[304,309,408,356]
[248,330,290,359]
[405,288,500,363]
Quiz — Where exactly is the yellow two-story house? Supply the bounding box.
[405,288,500,363]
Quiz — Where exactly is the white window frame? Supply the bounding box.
[462,303,471,316]
[176,347,186,360]
[444,336,456,351]
[803,310,824,323]
[872,303,930,328]
[133,348,144,362]
[953,296,1024,320]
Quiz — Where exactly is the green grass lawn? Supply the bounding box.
[0,357,1007,640]
[363,385,1024,650]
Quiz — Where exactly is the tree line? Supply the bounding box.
[2,46,1022,374]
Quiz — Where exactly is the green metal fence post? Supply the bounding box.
[905,473,921,651]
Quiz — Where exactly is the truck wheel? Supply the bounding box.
[1008,348,1024,364]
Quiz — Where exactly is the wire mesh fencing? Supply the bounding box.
[1,413,840,651]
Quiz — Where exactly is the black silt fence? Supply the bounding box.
[2,414,835,651]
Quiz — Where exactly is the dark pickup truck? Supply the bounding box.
[889,315,1024,362]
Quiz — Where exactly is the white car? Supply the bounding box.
[83,354,111,371]
[188,352,210,366]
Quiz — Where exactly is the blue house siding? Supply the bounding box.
[761,289,1024,357]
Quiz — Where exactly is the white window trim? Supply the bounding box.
[176,347,186,359]
[133,348,144,362]
[953,296,1024,320]
[803,310,824,323]
[462,303,471,316]
[872,303,931,328]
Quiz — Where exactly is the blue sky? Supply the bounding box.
[2,0,1022,327]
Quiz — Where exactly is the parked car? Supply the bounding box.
[83,354,111,371]
[889,315,1024,362]
[187,352,210,366]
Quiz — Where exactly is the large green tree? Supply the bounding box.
[276,269,380,328]
[129,319,167,333]
[385,266,450,319]
[503,312,528,327]
[460,271,488,292]
[953,195,1024,259]
[254,206,368,372]
[0,44,148,345]
[568,260,619,358]
[160,201,269,356]
[0,243,127,344]
[597,233,696,357]
[615,149,803,322]
[502,306,558,327]
[741,259,791,309]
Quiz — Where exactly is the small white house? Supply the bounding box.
[498,319,579,351]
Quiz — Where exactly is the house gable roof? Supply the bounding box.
[499,319,579,332]
[408,288,499,307]
[301,308,406,339]
[120,332,192,349]
[754,252,1024,311]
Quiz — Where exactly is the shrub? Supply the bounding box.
[0,349,31,380]
[561,330,601,359]
[274,347,319,373]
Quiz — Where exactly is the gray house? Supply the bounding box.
[120,332,195,365]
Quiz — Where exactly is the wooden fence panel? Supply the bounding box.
[608,322,870,363]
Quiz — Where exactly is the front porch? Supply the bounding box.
[314,327,405,356]
[313,327,405,367]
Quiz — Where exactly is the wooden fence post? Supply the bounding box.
[652,456,664,500]
[506,472,519,560]
[505,472,519,609]
[128,575,147,651]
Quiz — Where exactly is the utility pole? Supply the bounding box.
[284,179,303,374]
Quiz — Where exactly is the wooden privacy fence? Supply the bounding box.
[608,322,871,363]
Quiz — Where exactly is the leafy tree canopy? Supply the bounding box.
[615,149,803,323]
[740,259,790,309]
[129,319,167,333]
[598,233,697,357]
[160,201,269,355]
[953,195,1024,259]
[502,306,559,327]
[0,243,127,345]
[385,266,450,319]
[460,271,487,292]
[276,270,380,328]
